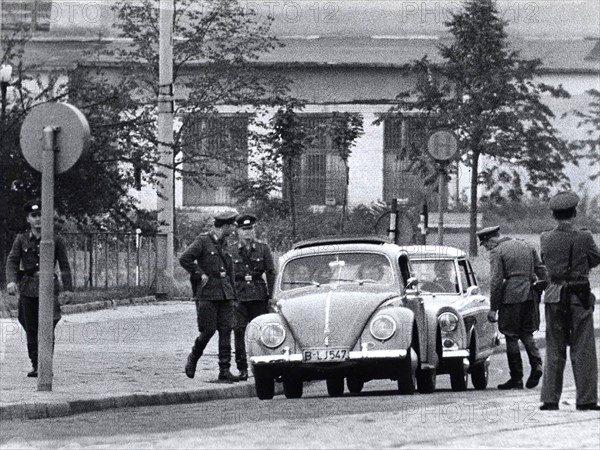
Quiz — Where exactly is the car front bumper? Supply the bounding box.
[250,347,408,365]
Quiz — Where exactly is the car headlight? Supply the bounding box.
[370,315,397,341]
[260,323,286,348]
[439,312,459,332]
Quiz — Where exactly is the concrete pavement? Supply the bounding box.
[1,295,599,421]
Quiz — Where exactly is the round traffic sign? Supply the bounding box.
[427,130,458,161]
[20,102,90,174]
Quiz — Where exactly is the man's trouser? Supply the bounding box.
[541,293,598,406]
[499,301,542,381]
[17,295,61,369]
[234,301,268,371]
[190,300,234,372]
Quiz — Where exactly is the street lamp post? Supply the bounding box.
[0,64,13,288]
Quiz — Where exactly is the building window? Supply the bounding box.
[291,115,346,206]
[1,1,52,31]
[182,115,248,206]
[382,117,426,202]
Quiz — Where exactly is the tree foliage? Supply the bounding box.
[325,112,364,232]
[383,0,572,255]
[104,0,288,187]
[570,89,600,181]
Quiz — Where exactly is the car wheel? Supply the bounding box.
[346,377,364,394]
[326,377,345,397]
[253,367,275,400]
[471,362,489,390]
[397,345,417,395]
[416,367,436,394]
[283,376,303,399]
[450,360,468,392]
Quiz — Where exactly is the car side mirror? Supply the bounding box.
[406,277,419,290]
[466,285,480,296]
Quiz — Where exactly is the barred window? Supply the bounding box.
[182,115,248,206]
[382,117,426,202]
[289,115,346,206]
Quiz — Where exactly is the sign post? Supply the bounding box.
[20,102,90,391]
[427,130,458,245]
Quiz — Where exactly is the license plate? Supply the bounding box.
[303,348,349,362]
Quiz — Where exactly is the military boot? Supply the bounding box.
[27,366,38,378]
[498,351,523,390]
[217,370,240,383]
[238,369,248,381]
[185,353,200,379]
[522,335,543,389]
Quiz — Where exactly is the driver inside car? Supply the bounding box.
[432,261,458,293]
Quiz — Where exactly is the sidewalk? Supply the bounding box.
[0,301,257,420]
[1,296,599,421]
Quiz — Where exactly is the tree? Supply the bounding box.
[103,0,288,196]
[325,112,364,233]
[383,0,572,255]
[263,100,309,239]
[570,89,600,181]
[0,28,148,287]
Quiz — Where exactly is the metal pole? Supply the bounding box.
[38,126,58,391]
[157,0,175,293]
[437,164,447,245]
[388,198,398,244]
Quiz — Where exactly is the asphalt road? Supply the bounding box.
[2,345,599,449]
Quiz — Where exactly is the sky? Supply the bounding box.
[13,0,599,40]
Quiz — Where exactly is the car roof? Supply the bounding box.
[292,236,390,249]
[397,245,466,259]
[282,238,406,263]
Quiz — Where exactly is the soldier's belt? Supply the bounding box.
[209,272,228,278]
[551,275,587,283]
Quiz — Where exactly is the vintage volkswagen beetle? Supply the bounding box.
[398,245,498,392]
[246,237,452,400]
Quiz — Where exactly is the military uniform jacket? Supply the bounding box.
[231,240,276,302]
[5,231,73,298]
[179,232,235,301]
[489,237,547,311]
[541,223,600,304]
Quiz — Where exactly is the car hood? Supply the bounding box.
[277,285,398,349]
[419,293,469,313]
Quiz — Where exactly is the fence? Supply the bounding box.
[59,232,161,291]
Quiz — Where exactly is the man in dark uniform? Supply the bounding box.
[231,214,276,381]
[5,199,72,377]
[179,212,239,382]
[539,191,600,411]
[478,226,548,390]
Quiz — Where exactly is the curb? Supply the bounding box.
[0,296,192,319]
[0,382,261,421]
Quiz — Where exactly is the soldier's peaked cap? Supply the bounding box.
[23,199,41,213]
[213,212,237,228]
[476,226,500,244]
[548,191,579,211]
[236,214,257,229]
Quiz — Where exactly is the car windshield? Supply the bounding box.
[411,260,459,293]
[280,253,393,291]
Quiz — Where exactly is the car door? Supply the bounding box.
[460,259,495,360]
[399,254,428,361]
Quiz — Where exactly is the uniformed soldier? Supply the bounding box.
[539,191,600,411]
[231,214,276,381]
[179,212,239,383]
[478,226,548,390]
[5,199,73,377]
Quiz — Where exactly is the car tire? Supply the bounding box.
[471,362,489,390]
[283,376,303,399]
[254,367,275,400]
[397,345,417,395]
[326,377,345,397]
[450,360,468,392]
[346,377,364,394]
[416,368,436,394]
